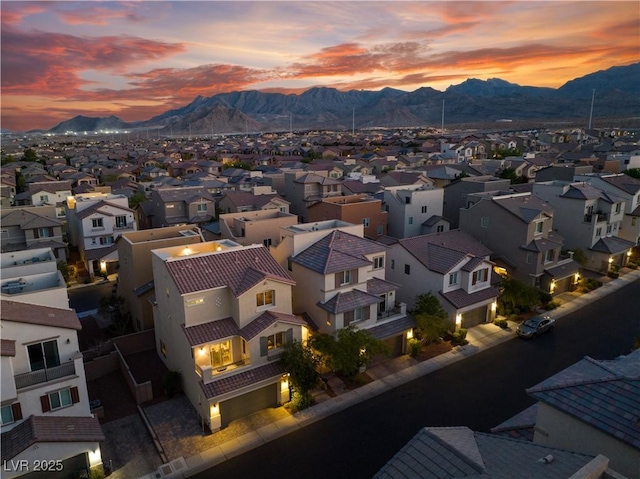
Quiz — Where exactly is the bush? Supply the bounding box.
[290,390,314,411]
[451,328,468,346]
[538,290,552,306]
[494,319,508,329]
[544,301,560,310]
[627,262,637,270]
[607,271,619,279]
[408,338,422,358]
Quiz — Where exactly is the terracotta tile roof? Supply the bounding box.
[165,245,294,296]
[182,318,240,346]
[366,277,400,295]
[439,286,499,309]
[1,300,81,330]
[240,311,308,341]
[317,289,381,314]
[1,415,104,461]
[75,200,133,219]
[292,230,386,274]
[399,230,492,274]
[1,339,16,357]
[199,361,285,399]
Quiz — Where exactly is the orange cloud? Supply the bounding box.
[0,3,47,26]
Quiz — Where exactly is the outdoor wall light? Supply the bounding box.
[406,329,413,340]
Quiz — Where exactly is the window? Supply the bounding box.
[92,218,103,228]
[404,264,411,275]
[40,194,49,202]
[526,252,533,264]
[377,225,384,235]
[263,238,272,247]
[544,250,555,263]
[336,270,352,286]
[287,257,293,271]
[196,203,207,212]
[362,218,370,227]
[1,404,22,425]
[405,196,411,204]
[421,206,428,214]
[615,202,621,214]
[596,227,602,237]
[260,329,293,356]
[535,221,543,234]
[210,340,232,368]
[481,217,489,228]
[391,259,395,270]
[344,307,370,326]
[186,298,204,307]
[99,236,113,245]
[408,217,414,225]
[48,388,73,410]
[36,227,52,238]
[166,204,175,209]
[373,256,384,269]
[448,272,458,285]
[256,290,274,307]
[472,268,488,285]
[115,215,127,228]
[27,340,60,371]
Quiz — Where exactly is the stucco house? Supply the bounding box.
[385,230,498,329]
[382,185,445,239]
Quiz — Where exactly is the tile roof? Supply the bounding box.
[75,200,132,219]
[317,289,381,314]
[374,426,596,479]
[399,230,492,274]
[1,300,81,330]
[183,318,240,346]
[522,236,563,253]
[292,230,386,274]
[155,186,214,203]
[526,349,640,450]
[590,236,636,254]
[491,403,538,437]
[601,174,640,195]
[1,339,16,357]
[1,209,63,229]
[365,315,416,341]
[366,277,401,295]
[421,214,444,226]
[240,310,308,341]
[199,361,285,399]
[493,194,554,223]
[165,245,294,296]
[1,415,104,461]
[544,259,580,279]
[440,286,499,309]
[222,191,286,208]
[134,280,155,297]
[84,243,118,261]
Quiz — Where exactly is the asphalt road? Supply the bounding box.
[199,278,640,479]
[68,280,116,313]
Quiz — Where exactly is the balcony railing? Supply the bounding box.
[14,361,76,389]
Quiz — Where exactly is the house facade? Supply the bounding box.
[386,230,498,329]
[442,175,511,229]
[1,209,67,261]
[306,194,388,240]
[219,210,298,247]
[459,192,580,294]
[151,242,311,430]
[1,300,103,478]
[150,186,216,229]
[382,184,445,239]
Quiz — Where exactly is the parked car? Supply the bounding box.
[516,315,555,339]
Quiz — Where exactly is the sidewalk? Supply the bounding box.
[140,268,640,479]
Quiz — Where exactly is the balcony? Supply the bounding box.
[584,212,608,223]
[195,358,249,384]
[14,361,76,389]
[377,302,407,321]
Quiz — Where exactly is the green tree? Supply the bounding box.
[623,168,640,179]
[22,148,38,162]
[570,248,588,266]
[309,326,389,378]
[281,340,320,410]
[128,191,147,209]
[499,167,528,184]
[412,292,452,344]
[498,277,541,315]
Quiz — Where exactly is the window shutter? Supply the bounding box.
[364,307,370,321]
[260,337,268,357]
[353,269,358,283]
[40,395,51,413]
[11,403,22,421]
[286,328,293,343]
[70,386,80,404]
[335,273,341,289]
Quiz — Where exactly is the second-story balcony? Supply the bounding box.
[584,212,608,223]
[14,361,76,390]
[195,358,249,384]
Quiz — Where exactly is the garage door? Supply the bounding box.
[461,306,487,329]
[370,335,404,365]
[220,383,278,426]
[553,276,573,294]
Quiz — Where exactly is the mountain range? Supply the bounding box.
[46,63,640,135]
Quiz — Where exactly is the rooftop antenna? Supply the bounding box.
[441,99,445,134]
[588,89,595,130]
[352,107,355,136]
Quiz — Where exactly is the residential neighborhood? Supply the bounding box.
[1,125,639,479]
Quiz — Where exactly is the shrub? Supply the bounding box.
[290,390,314,411]
[408,338,422,358]
[494,319,508,329]
[544,301,560,310]
[451,329,468,346]
[627,262,637,270]
[508,314,519,322]
[607,271,619,279]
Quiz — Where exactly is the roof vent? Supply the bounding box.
[538,454,554,464]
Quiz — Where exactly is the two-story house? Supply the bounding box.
[1,209,67,261]
[307,194,388,240]
[1,300,103,478]
[283,171,343,222]
[151,242,311,431]
[290,229,414,357]
[532,181,636,273]
[65,192,137,278]
[27,181,72,207]
[385,230,499,329]
[218,188,290,215]
[459,192,580,294]
[219,210,298,248]
[150,186,216,229]
[382,185,446,239]
[574,173,640,246]
[442,176,511,229]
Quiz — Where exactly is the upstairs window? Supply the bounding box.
[1,404,22,425]
[336,270,356,287]
[257,290,274,308]
[421,206,428,214]
[404,264,411,275]
[405,196,411,204]
[373,256,384,270]
[41,387,79,413]
[27,340,60,371]
[534,221,543,234]
[472,268,489,285]
[196,203,207,212]
[92,218,103,228]
[480,217,489,228]
[115,216,127,228]
[448,272,458,286]
[344,306,370,326]
[362,218,370,227]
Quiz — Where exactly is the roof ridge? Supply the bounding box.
[422,428,487,474]
[527,374,636,394]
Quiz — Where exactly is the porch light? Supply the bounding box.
[574,273,580,282]
[198,347,206,356]
[216,245,222,251]
[88,448,102,467]
[182,246,192,256]
[455,314,462,326]
[608,257,613,263]
[491,301,497,312]
[281,375,289,391]
[406,329,413,340]
[550,280,556,293]
[99,260,107,273]
[627,251,632,257]
[210,403,219,416]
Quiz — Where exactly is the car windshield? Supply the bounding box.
[523,319,540,328]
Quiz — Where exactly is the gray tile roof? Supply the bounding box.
[165,245,294,296]
[84,243,118,261]
[317,289,381,314]
[366,315,416,341]
[366,277,401,295]
[590,235,636,254]
[374,426,596,479]
[75,200,133,219]
[421,214,444,226]
[1,415,104,461]
[440,286,499,309]
[155,186,214,203]
[292,230,386,274]
[522,236,563,253]
[561,183,624,203]
[491,403,538,436]
[240,310,308,341]
[526,349,640,450]
[544,259,580,280]
[1,209,63,229]
[399,230,492,275]
[183,318,240,346]
[493,194,554,224]
[199,361,285,399]
[134,280,155,297]
[601,174,640,195]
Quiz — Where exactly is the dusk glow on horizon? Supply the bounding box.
[1,1,638,132]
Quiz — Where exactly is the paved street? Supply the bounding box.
[68,279,116,313]
[198,278,640,479]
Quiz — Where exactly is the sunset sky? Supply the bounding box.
[1,1,638,131]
